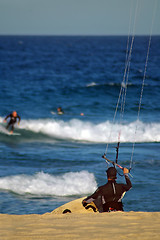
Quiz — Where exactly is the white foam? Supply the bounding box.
[0,125,10,135]
[1,117,160,143]
[86,82,97,87]
[0,171,97,196]
[21,118,160,143]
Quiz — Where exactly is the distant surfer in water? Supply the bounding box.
[82,167,132,212]
[57,107,64,115]
[4,111,21,134]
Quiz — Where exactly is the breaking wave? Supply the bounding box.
[0,171,97,196]
[0,117,160,143]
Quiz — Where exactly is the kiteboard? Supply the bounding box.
[0,125,21,136]
[51,197,98,214]
[50,111,56,115]
[51,111,64,115]
[9,132,21,136]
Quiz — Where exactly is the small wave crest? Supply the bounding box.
[0,171,97,196]
[1,117,160,143]
[86,81,137,88]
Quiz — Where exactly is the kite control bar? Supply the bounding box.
[102,154,123,170]
[102,154,132,177]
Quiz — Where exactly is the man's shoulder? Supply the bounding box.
[99,183,108,190]
[7,113,12,118]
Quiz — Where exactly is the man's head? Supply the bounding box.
[12,111,17,117]
[106,167,117,180]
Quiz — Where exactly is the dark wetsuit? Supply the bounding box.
[83,174,132,212]
[5,114,21,131]
[57,108,64,115]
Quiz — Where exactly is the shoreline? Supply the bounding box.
[0,211,159,240]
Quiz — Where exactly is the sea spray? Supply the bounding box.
[0,171,97,196]
[8,117,160,143]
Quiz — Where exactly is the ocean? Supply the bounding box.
[0,36,159,214]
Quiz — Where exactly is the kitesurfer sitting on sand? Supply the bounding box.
[82,167,132,212]
[4,111,21,134]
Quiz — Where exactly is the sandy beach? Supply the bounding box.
[0,211,159,240]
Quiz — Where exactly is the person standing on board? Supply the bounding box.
[82,167,132,212]
[4,111,21,134]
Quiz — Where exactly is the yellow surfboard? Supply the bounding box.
[52,197,98,214]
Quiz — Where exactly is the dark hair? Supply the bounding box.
[106,167,117,179]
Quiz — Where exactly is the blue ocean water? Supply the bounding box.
[0,36,160,214]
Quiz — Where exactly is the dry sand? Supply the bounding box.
[0,197,159,240]
[0,211,160,240]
